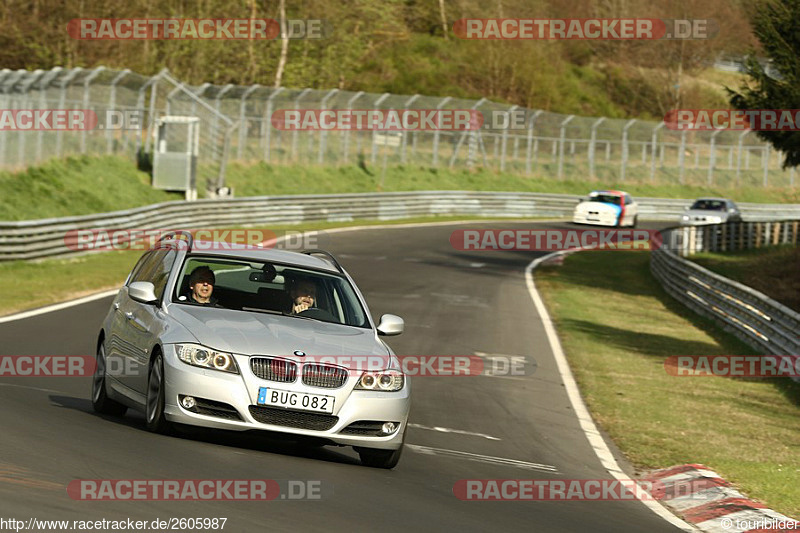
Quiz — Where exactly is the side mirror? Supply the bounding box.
[684,206,690,211]
[129,281,158,304]
[377,314,404,336]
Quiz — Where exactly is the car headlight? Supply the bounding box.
[355,370,404,391]
[681,215,689,221]
[175,343,239,374]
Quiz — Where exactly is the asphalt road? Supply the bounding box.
[0,219,681,532]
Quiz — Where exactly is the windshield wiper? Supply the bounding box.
[241,307,316,320]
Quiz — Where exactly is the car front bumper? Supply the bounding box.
[162,349,410,450]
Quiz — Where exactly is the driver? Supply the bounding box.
[289,277,317,314]
[184,266,218,306]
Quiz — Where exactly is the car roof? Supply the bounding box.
[170,241,342,274]
[693,197,731,202]
[591,190,628,196]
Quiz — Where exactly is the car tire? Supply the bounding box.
[145,351,174,435]
[630,215,638,228]
[92,343,128,416]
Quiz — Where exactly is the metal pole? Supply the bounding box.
[263,87,284,161]
[55,67,83,157]
[736,130,749,187]
[707,129,721,185]
[106,69,129,154]
[33,67,62,163]
[678,130,687,184]
[431,96,452,167]
[341,91,363,164]
[212,84,234,161]
[763,144,770,187]
[499,105,517,172]
[620,119,636,181]
[589,117,605,178]
[525,110,543,176]
[80,66,105,154]
[400,94,420,164]
[371,93,390,165]
[16,70,45,166]
[237,84,260,160]
[650,122,664,182]
[318,88,338,164]
[290,88,312,162]
[557,115,575,179]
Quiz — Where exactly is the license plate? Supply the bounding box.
[258,387,334,414]
[587,217,599,222]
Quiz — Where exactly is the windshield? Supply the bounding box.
[588,194,622,205]
[172,256,370,328]
[691,200,727,211]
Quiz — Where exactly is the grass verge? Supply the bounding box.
[535,251,800,517]
[691,245,800,313]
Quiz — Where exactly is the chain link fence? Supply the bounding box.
[0,66,796,190]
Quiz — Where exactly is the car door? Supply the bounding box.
[115,248,177,396]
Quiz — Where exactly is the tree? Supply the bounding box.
[729,0,800,168]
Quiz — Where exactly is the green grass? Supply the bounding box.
[535,251,800,517]
[0,155,182,221]
[692,245,800,313]
[2,155,799,221]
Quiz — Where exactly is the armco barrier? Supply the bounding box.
[651,223,800,382]
[2,191,800,261]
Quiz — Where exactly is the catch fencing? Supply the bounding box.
[0,67,797,190]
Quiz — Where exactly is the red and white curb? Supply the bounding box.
[643,464,799,532]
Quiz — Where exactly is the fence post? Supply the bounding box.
[558,115,574,179]
[290,88,312,162]
[341,90,363,164]
[316,88,339,164]
[236,84,260,161]
[650,122,664,182]
[736,130,749,187]
[211,83,234,161]
[678,130,687,184]
[263,87,284,162]
[16,70,44,167]
[620,119,636,181]
[371,93,390,165]
[33,67,63,164]
[56,67,83,158]
[432,96,451,167]
[401,94,420,164]
[105,69,129,155]
[80,66,105,154]
[707,129,721,185]
[763,144,770,187]
[589,117,605,179]
[500,105,517,172]
[525,110,543,176]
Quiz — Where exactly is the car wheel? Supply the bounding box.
[630,215,638,228]
[145,351,173,434]
[92,343,127,416]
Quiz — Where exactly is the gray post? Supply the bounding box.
[557,115,575,179]
[589,117,605,178]
[105,69,130,154]
[500,105,517,172]
[763,144,770,187]
[370,93,391,165]
[431,96,452,167]
[341,91,363,163]
[237,84,261,160]
[17,70,45,166]
[620,119,636,181]
[467,98,487,169]
[263,87,284,162]
[80,66,105,154]
[400,94,420,164]
[735,130,749,187]
[318,88,339,164]
[707,129,721,185]
[649,122,664,182]
[212,84,234,160]
[525,110,542,176]
[35,67,63,162]
[678,130,687,184]
[143,70,166,156]
[56,67,83,157]
[290,88,312,162]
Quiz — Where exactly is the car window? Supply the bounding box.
[173,256,370,328]
[129,248,177,301]
[691,199,726,211]
[589,194,622,205]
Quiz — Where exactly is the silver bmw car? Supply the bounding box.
[92,232,410,468]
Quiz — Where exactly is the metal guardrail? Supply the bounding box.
[2,192,800,261]
[651,222,800,382]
